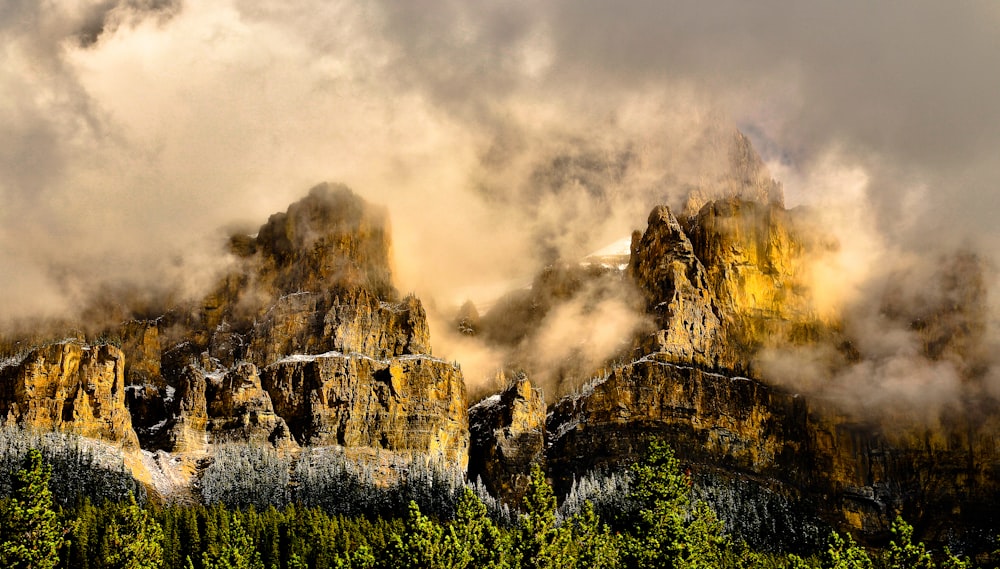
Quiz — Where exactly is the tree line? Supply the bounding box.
[0,443,991,569]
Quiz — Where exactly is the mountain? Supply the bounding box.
[0,184,469,501]
[472,196,999,553]
[0,134,996,557]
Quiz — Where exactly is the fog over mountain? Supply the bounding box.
[3,1,1000,403]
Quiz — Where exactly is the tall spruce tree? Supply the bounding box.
[621,441,691,568]
[200,515,263,569]
[442,486,510,569]
[385,501,444,569]
[101,493,164,569]
[0,449,66,569]
[516,464,572,569]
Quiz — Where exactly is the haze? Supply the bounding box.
[3,1,1000,403]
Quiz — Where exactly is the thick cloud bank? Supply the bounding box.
[3,1,999,403]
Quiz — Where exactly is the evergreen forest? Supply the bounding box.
[0,442,992,569]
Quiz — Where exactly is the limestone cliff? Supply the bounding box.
[0,341,139,449]
[0,183,468,498]
[468,376,546,503]
[686,199,830,355]
[122,183,471,470]
[628,206,728,369]
[262,352,468,466]
[541,197,1000,553]
[246,289,430,366]
[546,353,1000,550]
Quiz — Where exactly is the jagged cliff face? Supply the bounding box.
[546,350,1000,549]
[1,130,996,555]
[465,135,997,553]
[134,184,468,468]
[0,183,469,497]
[627,198,828,372]
[541,193,1000,551]
[468,376,546,504]
[628,206,728,369]
[262,353,467,464]
[0,342,139,450]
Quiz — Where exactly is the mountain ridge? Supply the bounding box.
[0,133,996,556]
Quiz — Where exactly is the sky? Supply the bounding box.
[3,1,1000,397]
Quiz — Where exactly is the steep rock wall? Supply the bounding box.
[546,353,1000,548]
[262,352,468,466]
[468,377,546,503]
[0,342,139,449]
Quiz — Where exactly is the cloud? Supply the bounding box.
[3,0,1000,404]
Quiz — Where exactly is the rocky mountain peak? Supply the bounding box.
[628,204,727,368]
[683,128,784,215]
[0,184,471,496]
[249,183,395,300]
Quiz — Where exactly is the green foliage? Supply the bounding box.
[884,516,974,569]
[822,531,873,569]
[565,501,619,569]
[200,515,263,569]
[515,463,573,569]
[99,493,164,569]
[443,486,510,569]
[677,501,731,569]
[385,501,445,568]
[0,449,66,569]
[883,516,933,569]
[620,440,736,569]
[0,438,984,569]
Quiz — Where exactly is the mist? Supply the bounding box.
[3,1,1000,404]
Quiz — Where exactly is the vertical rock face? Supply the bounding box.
[203,362,296,448]
[246,289,430,366]
[261,353,468,465]
[0,342,139,449]
[0,183,468,491]
[548,352,1000,550]
[686,199,827,350]
[468,377,546,503]
[546,193,1000,553]
[627,199,827,372]
[120,320,162,386]
[548,355,802,482]
[251,184,395,300]
[627,205,728,369]
[106,183,468,472]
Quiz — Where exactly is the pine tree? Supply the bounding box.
[567,501,619,569]
[67,499,98,569]
[101,493,164,569]
[385,501,444,569]
[201,515,263,569]
[676,501,728,569]
[441,486,510,569]
[621,441,690,568]
[821,531,874,569]
[0,449,66,569]
[515,464,572,569]
[882,516,973,569]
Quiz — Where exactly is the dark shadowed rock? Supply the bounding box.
[468,376,546,504]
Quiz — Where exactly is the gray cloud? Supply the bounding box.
[2,1,1000,396]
